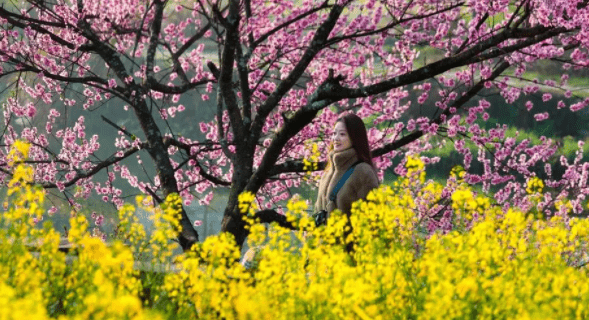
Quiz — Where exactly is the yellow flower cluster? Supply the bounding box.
[116,202,147,252]
[303,142,320,175]
[6,140,30,167]
[151,178,589,319]
[0,143,173,319]
[452,186,490,218]
[0,164,153,319]
[150,181,589,319]
[555,199,574,214]
[405,154,426,183]
[450,165,466,181]
[526,176,545,194]
[147,193,183,263]
[417,208,589,319]
[238,191,258,216]
[3,143,589,319]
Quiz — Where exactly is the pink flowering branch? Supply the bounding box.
[250,4,346,136]
[321,27,571,101]
[0,144,142,190]
[249,1,332,50]
[167,138,232,186]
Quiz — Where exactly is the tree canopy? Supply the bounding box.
[1,0,589,248]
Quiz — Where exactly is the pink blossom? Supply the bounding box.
[83,88,94,97]
[525,100,534,111]
[406,119,416,131]
[160,109,168,120]
[95,214,104,226]
[417,92,428,104]
[26,104,37,118]
[571,102,586,112]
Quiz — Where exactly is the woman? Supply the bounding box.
[315,113,379,219]
[241,114,377,268]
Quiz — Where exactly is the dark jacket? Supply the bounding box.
[315,148,379,215]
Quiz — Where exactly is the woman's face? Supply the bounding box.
[332,121,352,152]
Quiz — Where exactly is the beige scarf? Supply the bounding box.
[315,148,359,212]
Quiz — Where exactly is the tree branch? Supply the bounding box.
[236,43,252,125]
[173,22,212,59]
[218,0,245,143]
[249,1,330,51]
[320,25,571,101]
[145,0,164,88]
[35,146,143,189]
[0,7,76,49]
[247,95,334,192]
[371,60,510,158]
[101,115,136,138]
[167,139,232,186]
[325,1,464,47]
[253,209,296,230]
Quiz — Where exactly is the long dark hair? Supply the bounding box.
[338,113,374,167]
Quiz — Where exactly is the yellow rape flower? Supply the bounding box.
[238,191,258,215]
[2,156,589,319]
[6,140,30,166]
[450,165,466,180]
[526,176,544,194]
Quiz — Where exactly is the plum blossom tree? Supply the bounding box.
[1,0,589,249]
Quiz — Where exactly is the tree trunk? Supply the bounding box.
[133,98,199,251]
[219,160,251,248]
[220,206,248,248]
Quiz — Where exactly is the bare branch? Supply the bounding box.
[101,115,136,139]
[253,209,296,230]
[173,22,212,59]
